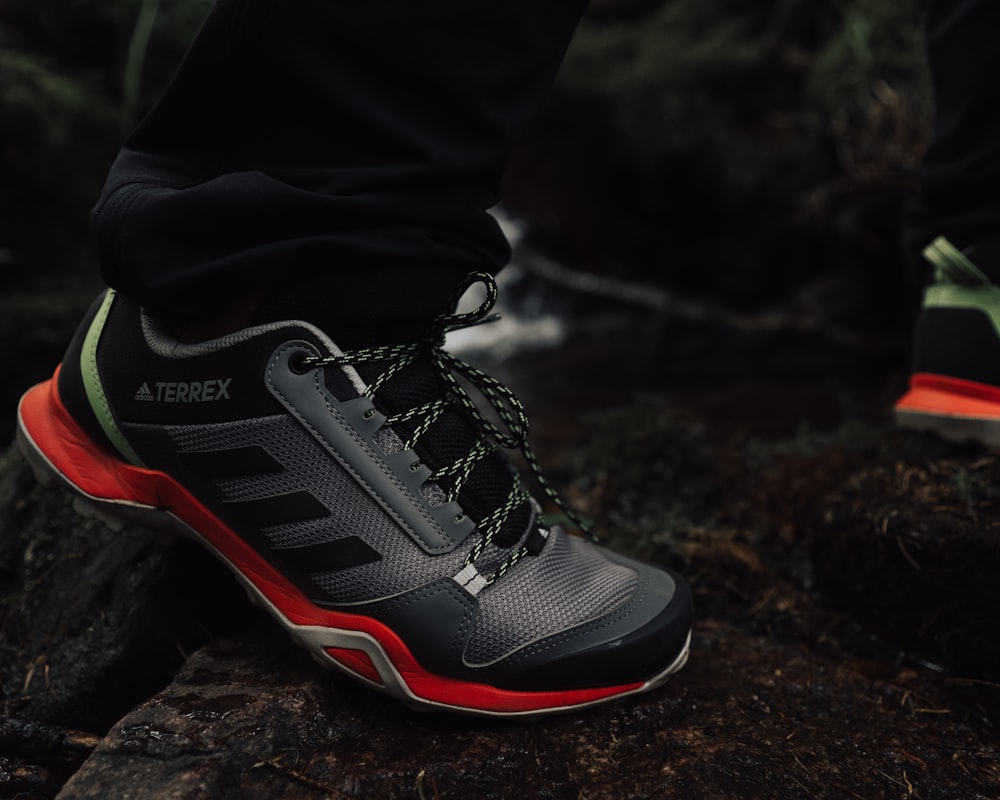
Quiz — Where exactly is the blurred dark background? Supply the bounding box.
[508,0,929,306]
[0,0,931,429]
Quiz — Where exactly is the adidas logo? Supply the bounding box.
[134,379,232,403]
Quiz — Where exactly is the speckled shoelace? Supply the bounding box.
[300,272,593,584]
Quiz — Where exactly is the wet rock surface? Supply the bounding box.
[52,618,1000,800]
[3,368,1000,797]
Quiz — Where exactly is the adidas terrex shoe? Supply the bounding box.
[16,274,692,718]
[896,236,1000,446]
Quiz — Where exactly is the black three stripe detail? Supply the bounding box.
[273,536,382,572]
[177,446,380,574]
[226,491,331,528]
[179,446,283,479]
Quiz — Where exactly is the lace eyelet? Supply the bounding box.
[410,461,422,472]
[363,409,376,420]
[455,513,466,523]
[288,352,313,375]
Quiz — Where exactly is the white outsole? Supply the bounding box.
[896,407,1000,448]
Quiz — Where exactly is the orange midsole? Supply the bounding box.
[897,372,1000,418]
[19,371,642,712]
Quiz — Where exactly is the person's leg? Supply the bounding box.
[95,0,586,342]
[896,0,1000,442]
[17,1,693,717]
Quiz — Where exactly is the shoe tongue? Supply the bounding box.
[352,355,532,549]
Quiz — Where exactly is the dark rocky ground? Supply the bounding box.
[1,266,999,800]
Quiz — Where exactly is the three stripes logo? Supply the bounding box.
[134,382,155,401]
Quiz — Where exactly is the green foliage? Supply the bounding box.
[573,397,717,553]
[807,0,928,115]
[559,0,929,195]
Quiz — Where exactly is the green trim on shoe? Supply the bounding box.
[924,236,992,285]
[81,290,145,467]
[923,284,1000,339]
[921,236,1000,338]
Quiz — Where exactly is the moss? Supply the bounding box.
[569,396,719,559]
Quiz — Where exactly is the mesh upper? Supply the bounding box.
[464,528,637,665]
[164,413,638,661]
[166,415,469,600]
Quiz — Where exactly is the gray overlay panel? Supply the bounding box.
[266,342,476,554]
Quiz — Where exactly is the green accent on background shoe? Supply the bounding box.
[81,290,145,467]
[924,236,992,285]
[920,236,1000,338]
[924,284,1000,339]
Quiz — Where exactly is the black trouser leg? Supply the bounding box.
[902,0,1000,276]
[93,0,587,336]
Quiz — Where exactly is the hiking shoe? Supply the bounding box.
[896,236,1000,446]
[16,274,691,718]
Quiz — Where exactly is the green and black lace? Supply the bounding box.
[301,272,593,584]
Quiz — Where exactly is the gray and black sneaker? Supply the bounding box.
[16,273,691,717]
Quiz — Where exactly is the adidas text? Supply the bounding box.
[140,379,232,403]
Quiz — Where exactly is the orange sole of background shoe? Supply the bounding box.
[16,371,690,718]
[895,372,1000,447]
